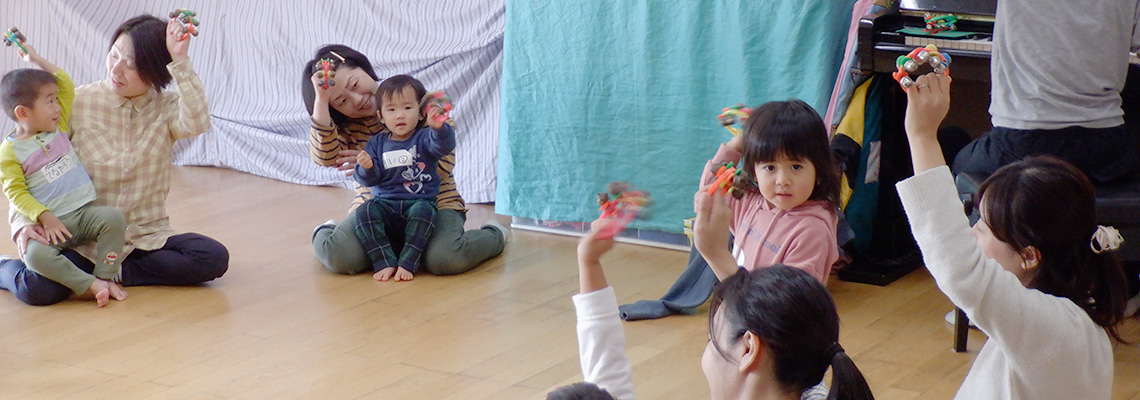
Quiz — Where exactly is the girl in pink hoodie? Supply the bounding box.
[694,99,842,283]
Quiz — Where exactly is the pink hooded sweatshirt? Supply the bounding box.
[701,144,839,283]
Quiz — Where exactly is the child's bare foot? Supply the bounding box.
[88,279,111,308]
[373,267,396,281]
[108,281,128,301]
[393,267,414,282]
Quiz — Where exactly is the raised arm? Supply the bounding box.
[572,219,636,399]
[164,19,211,140]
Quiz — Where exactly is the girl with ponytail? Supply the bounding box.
[899,73,1130,399]
[552,218,874,400]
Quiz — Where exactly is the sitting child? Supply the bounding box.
[0,44,126,307]
[353,75,455,282]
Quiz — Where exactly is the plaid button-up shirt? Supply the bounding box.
[9,60,211,259]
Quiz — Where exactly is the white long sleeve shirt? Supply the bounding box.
[897,166,1113,399]
[573,287,637,400]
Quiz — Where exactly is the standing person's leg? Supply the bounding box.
[0,251,87,306]
[421,209,507,276]
[119,233,228,286]
[312,208,371,274]
[396,200,437,273]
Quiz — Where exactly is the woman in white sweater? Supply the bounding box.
[551,216,873,400]
[898,73,1131,399]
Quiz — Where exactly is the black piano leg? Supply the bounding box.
[954,307,969,352]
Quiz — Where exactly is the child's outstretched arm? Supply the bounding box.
[572,218,636,399]
[14,43,59,73]
[693,185,740,281]
[903,73,952,174]
[577,219,619,293]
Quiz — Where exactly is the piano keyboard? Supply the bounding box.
[906,37,1139,65]
[904,35,993,52]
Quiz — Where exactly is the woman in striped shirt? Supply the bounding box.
[302,44,506,277]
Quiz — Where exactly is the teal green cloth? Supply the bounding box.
[498,0,855,233]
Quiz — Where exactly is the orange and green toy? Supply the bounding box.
[420,91,453,124]
[716,103,752,136]
[169,8,200,41]
[594,181,651,240]
[891,44,951,91]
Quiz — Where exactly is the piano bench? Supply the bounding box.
[949,170,1140,352]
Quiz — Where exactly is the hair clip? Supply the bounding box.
[329,51,346,63]
[168,8,200,41]
[3,27,27,54]
[1090,225,1124,254]
[892,44,951,91]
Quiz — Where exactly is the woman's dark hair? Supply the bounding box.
[109,15,173,91]
[546,382,615,400]
[709,266,874,400]
[977,156,1129,343]
[301,44,380,126]
[375,74,428,131]
[737,99,842,209]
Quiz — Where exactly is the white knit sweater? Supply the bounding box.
[897,166,1113,399]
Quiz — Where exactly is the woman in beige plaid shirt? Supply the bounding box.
[0,15,228,305]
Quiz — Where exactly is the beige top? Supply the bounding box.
[9,59,211,259]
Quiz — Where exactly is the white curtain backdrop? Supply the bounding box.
[0,0,504,202]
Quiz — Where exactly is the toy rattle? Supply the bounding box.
[594,181,651,240]
[3,27,27,55]
[891,44,951,91]
[420,91,453,124]
[923,12,958,34]
[169,8,200,41]
[716,103,752,136]
[706,161,744,199]
[312,58,337,89]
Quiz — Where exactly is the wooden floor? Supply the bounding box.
[0,166,1137,400]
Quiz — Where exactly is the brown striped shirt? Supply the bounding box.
[309,116,465,213]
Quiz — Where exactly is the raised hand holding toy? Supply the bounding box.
[420,91,453,124]
[892,44,951,91]
[594,181,652,240]
[312,58,337,89]
[706,161,745,199]
[169,8,200,41]
[4,27,27,55]
[716,103,752,136]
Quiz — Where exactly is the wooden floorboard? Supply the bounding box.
[0,165,1136,399]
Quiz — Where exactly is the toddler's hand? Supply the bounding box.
[356,151,374,169]
[39,211,72,245]
[578,219,619,265]
[425,106,446,130]
[903,73,951,142]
